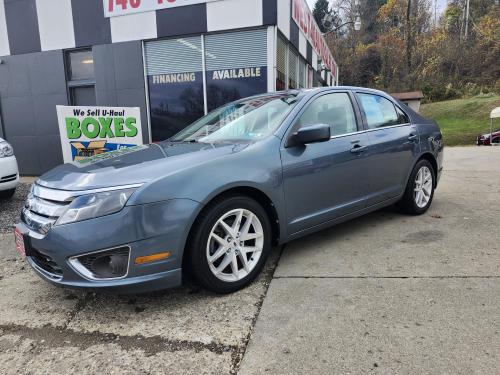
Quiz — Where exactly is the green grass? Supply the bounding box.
[420,95,500,146]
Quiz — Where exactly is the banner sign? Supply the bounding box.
[56,106,143,164]
[292,0,338,79]
[104,0,220,18]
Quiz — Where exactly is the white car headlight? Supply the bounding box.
[56,188,136,225]
[0,142,14,158]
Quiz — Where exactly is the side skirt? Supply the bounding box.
[284,196,402,243]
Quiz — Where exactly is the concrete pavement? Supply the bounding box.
[239,147,500,374]
[0,230,280,374]
[0,147,498,374]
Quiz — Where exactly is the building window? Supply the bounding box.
[145,36,204,142]
[65,49,96,106]
[308,66,314,88]
[276,36,287,91]
[205,29,268,112]
[277,35,317,91]
[288,47,298,89]
[298,58,307,88]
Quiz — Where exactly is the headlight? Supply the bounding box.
[56,188,136,225]
[0,142,14,158]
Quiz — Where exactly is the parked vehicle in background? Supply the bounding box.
[0,138,19,199]
[15,87,443,294]
[478,107,500,146]
[477,129,500,145]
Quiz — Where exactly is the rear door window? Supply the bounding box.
[357,93,399,129]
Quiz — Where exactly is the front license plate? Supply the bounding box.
[14,228,26,257]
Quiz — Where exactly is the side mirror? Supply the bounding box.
[290,124,331,146]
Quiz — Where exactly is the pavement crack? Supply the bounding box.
[0,324,237,356]
[63,292,93,329]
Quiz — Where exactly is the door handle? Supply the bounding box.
[350,144,366,154]
[408,134,418,142]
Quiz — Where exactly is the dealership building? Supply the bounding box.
[0,0,338,175]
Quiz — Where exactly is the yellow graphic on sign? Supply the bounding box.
[71,141,109,161]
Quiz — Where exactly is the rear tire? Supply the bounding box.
[0,188,15,199]
[187,195,272,294]
[398,160,435,215]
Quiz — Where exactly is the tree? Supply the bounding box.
[358,0,387,43]
[327,0,499,98]
[313,0,330,32]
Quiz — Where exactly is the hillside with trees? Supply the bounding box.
[316,0,499,101]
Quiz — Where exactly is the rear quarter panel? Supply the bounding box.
[406,106,444,181]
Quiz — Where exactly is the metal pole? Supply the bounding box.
[491,118,493,146]
[434,0,438,26]
[201,35,208,116]
[464,0,470,39]
[406,0,412,73]
[141,41,153,144]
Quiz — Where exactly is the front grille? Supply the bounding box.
[30,248,63,278]
[21,184,73,235]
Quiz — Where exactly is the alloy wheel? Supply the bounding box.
[206,208,264,282]
[414,166,433,208]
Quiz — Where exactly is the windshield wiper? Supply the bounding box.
[168,139,198,143]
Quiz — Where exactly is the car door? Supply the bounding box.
[280,91,372,234]
[355,92,420,205]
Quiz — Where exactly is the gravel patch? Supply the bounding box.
[0,183,30,234]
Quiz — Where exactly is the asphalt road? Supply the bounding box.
[0,147,498,374]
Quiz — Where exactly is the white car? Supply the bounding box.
[0,137,19,199]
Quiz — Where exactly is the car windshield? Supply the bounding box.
[169,93,302,143]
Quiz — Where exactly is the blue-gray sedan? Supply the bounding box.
[15,87,443,294]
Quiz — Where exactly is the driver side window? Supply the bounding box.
[297,93,358,137]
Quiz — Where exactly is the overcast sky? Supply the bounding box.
[305,0,448,17]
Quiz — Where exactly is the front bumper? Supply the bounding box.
[16,198,201,294]
[0,156,19,191]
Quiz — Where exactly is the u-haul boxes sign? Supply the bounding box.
[104,0,220,18]
[57,106,143,165]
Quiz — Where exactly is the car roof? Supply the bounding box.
[295,86,393,97]
[242,86,393,104]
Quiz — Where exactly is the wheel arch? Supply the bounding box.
[181,186,281,273]
[416,152,439,187]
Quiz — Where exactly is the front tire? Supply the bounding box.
[399,160,435,215]
[187,195,272,294]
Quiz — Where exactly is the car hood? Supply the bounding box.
[37,142,248,191]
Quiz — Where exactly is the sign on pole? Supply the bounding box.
[56,106,143,164]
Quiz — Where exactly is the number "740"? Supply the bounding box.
[108,0,177,12]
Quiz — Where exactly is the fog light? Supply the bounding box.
[70,247,130,280]
[135,252,171,265]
